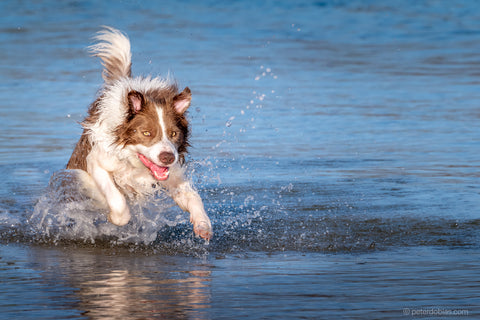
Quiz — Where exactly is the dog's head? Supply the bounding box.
[114,86,191,180]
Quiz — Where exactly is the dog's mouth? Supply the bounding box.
[137,153,169,181]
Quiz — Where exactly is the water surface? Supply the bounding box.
[0,0,479,318]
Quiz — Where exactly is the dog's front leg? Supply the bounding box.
[88,161,131,226]
[166,173,212,240]
[174,184,212,240]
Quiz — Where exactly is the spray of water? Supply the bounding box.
[29,169,187,246]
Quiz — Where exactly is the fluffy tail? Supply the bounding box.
[89,26,132,84]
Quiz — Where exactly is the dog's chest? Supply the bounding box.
[112,160,157,195]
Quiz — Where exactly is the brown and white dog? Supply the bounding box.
[66,27,212,240]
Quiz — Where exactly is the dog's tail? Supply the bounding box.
[89,26,132,84]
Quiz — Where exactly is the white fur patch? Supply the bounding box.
[89,26,132,82]
[156,106,179,164]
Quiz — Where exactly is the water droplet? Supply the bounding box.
[225,116,235,127]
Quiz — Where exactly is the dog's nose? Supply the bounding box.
[159,151,175,165]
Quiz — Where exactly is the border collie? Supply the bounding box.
[66,27,212,240]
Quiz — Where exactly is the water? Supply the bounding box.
[1,0,479,318]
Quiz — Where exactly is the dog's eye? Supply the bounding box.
[171,131,177,138]
[142,131,151,137]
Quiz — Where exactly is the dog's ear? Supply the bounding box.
[173,87,192,115]
[127,90,144,114]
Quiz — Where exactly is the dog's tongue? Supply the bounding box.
[137,153,169,181]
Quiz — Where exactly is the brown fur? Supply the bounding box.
[114,94,163,147]
[66,98,102,170]
[66,132,91,171]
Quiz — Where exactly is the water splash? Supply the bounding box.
[28,170,187,246]
[0,159,477,256]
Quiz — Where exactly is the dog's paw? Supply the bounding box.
[194,221,213,241]
[108,210,131,226]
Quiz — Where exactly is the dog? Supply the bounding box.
[66,27,212,240]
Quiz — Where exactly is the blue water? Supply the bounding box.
[1,0,480,318]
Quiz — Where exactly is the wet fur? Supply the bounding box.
[66,27,212,240]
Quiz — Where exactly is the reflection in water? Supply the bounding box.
[79,269,211,319]
[29,247,212,320]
